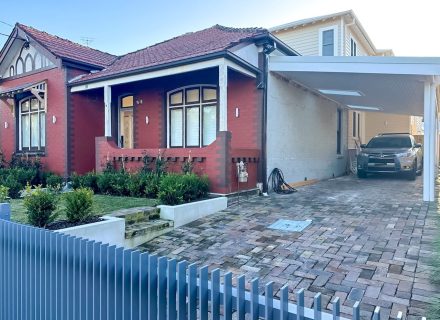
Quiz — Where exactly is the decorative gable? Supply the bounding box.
[1,41,54,79]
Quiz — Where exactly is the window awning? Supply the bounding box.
[0,80,47,98]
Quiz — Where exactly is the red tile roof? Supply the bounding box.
[73,25,268,83]
[18,23,117,68]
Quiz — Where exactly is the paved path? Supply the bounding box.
[140,175,438,319]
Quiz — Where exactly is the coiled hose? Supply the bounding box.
[267,168,297,194]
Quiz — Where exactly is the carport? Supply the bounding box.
[269,56,440,201]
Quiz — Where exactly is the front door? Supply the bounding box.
[119,109,133,148]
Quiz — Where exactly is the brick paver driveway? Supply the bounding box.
[140,175,438,319]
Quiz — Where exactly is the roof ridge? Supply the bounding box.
[16,23,118,59]
[113,24,267,59]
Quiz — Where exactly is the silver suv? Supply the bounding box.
[357,133,423,180]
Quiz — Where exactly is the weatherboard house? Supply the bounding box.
[1,23,439,199]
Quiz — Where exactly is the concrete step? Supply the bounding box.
[108,206,160,225]
[124,219,174,248]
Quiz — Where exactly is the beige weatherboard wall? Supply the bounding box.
[270,10,411,151]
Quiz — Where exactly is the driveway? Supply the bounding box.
[140,175,438,319]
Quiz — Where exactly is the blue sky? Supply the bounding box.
[1,0,439,56]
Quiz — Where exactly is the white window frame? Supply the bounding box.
[319,25,339,56]
[18,95,46,152]
[350,38,357,56]
[167,84,218,148]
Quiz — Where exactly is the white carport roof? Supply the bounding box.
[269,56,440,201]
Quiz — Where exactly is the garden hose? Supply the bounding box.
[267,168,297,194]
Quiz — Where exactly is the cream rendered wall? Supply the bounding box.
[266,73,347,183]
[273,19,343,56]
[364,112,411,142]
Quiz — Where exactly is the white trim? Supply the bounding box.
[71,58,257,93]
[104,85,112,137]
[218,63,228,131]
[269,56,440,76]
[318,25,339,56]
[423,82,435,201]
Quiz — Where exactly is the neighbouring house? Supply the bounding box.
[270,10,420,152]
[0,24,117,176]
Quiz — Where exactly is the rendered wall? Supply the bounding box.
[266,73,347,183]
[364,112,411,143]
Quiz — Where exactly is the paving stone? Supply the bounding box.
[139,175,438,319]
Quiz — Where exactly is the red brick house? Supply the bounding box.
[0,24,296,194]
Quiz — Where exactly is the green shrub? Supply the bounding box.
[64,188,94,223]
[71,172,99,192]
[0,185,9,202]
[3,176,23,199]
[127,173,146,197]
[97,171,130,196]
[23,186,58,227]
[158,173,209,205]
[45,173,64,189]
[144,173,161,198]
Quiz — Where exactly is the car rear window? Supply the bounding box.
[367,136,412,148]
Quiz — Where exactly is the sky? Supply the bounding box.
[1,0,439,57]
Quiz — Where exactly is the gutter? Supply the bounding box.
[68,50,261,87]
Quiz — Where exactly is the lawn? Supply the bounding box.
[11,194,159,224]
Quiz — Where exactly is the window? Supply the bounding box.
[24,54,33,73]
[350,38,357,56]
[352,111,357,137]
[16,58,24,75]
[319,26,337,56]
[337,109,342,154]
[357,113,360,138]
[19,96,45,151]
[9,66,14,77]
[168,86,217,147]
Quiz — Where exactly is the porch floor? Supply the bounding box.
[140,174,439,319]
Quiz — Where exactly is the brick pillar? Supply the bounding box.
[212,131,232,194]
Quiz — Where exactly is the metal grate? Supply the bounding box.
[268,219,312,232]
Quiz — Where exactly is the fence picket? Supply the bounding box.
[211,268,221,320]
[237,275,246,320]
[314,293,322,320]
[251,278,259,320]
[115,247,124,320]
[373,306,380,320]
[265,282,274,320]
[224,272,233,320]
[107,246,116,320]
[280,285,288,320]
[158,256,168,320]
[332,297,340,320]
[352,301,360,320]
[199,266,209,320]
[131,251,141,320]
[297,288,305,320]
[140,253,149,320]
[177,260,187,320]
[167,259,177,320]
[148,254,159,320]
[188,263,198,320]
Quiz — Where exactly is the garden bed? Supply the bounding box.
[46,216,103,230]
[55,216,125,247]
[159,196,227,228]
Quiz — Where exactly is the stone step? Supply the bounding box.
[125,219,174,239]
[108,206,160,225]
[124,219,174,248]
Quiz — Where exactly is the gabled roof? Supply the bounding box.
[270,10,391,56]
[16,23,117,68]
[72,25,269,83]
[270,10,353,32]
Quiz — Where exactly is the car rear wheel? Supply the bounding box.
[357,170,367,178]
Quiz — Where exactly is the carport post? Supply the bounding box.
[423,82,436,201]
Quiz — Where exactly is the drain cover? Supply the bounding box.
[268,219,312,232]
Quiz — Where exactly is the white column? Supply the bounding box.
[218,63,228,131]
[104,85,112,137]
[423,82,435,201]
